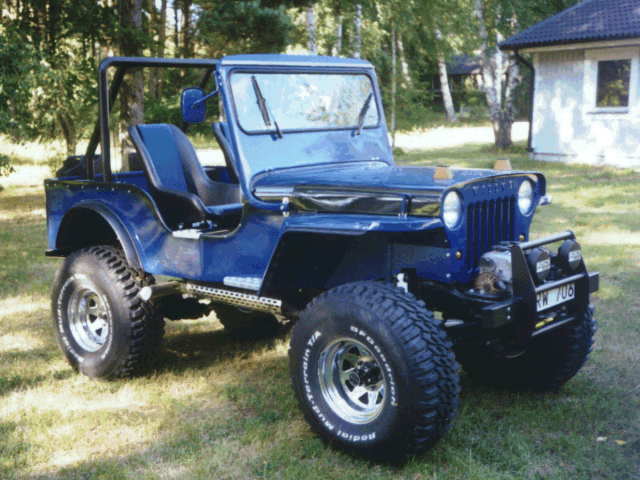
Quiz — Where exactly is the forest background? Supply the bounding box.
[0,0,579,174]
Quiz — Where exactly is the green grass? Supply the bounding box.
[0,142,639,479]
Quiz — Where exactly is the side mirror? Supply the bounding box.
[181,87,207,124]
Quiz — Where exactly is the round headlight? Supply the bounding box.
[443,191,463,229]
[518,180,535,214]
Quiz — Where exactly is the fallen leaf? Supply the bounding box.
[615,440,626,446]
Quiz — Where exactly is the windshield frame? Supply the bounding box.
[227,67,383,136]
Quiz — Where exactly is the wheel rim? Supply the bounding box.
[67,285,109,352]
[318,337,386,425]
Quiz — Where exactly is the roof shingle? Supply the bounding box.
[500,0,640,51]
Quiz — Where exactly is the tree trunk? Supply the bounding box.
[147,0,158,99]
[173,0,179,54]
[46,0,61,61]
[496,53,520,147]
[397,35,411,87]
[352,4,362,59]
[182,0,193,57]
[390,24,396,148]
[474,0,513,148]
[56,112,77,157]
[119,0,144,170]
[156,0,167,97]
[436,50,458,123]
[434,28,457,123]
[306,3,317,55]
[332,12,342,56]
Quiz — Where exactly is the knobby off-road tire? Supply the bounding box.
[213,304,283,337]
[51,246,165,380]
[289,282,460,460]
[456,307,597,391]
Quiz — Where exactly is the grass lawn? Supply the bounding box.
[1,142,639,479]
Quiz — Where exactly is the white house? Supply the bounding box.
[501,0,640,168]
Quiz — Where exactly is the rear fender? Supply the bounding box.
[51,202,142,269]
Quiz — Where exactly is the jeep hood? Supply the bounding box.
[253,162,544,217]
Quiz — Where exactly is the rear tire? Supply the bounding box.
[289,282,459,460]
[456,307,597,391]
[51,246,165,380]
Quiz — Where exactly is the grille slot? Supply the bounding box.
[466,196,516,270]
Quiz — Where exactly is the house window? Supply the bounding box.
[596,59,631,108]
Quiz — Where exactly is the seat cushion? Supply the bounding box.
[205,203,243,217]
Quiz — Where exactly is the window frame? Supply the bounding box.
[227,68,382,136]
[584,47,639,116]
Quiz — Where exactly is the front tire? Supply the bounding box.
[289,282,459,460]
[456,307,597,391]
[51,246,165,380]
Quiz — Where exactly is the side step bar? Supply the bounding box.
[139,281,284,318]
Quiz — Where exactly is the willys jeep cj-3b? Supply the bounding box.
[45,55,599,459]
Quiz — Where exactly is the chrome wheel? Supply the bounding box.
[67,285,109,352]
[318,338,386,424]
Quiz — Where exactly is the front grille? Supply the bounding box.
[466,196,516,270]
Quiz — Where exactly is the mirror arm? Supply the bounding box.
[192,88,219,106]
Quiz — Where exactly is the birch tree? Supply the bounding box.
[352,3,362,58]
[474,0,521,147]
[306,2,317,54]
[396,35,411,87]
[434,27,457,123]
[332,8,342,56]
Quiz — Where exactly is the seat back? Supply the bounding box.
[135,124,192,193]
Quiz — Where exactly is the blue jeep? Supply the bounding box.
[46,55,599,459]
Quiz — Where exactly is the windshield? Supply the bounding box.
[230,72,380,133]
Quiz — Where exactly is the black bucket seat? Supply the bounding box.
[129,123,242,229]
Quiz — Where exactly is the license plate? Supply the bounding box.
[536,283,575,312]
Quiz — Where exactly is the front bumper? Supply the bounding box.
[481,230,598,336]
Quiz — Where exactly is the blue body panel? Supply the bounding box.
[252,163,544,193]
[46,175,450,284]
[46,179,282,281]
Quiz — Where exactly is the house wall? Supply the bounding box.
[531,46,640,168]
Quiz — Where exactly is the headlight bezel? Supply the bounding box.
[442,190,464,230]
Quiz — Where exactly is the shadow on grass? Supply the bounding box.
[153,324,291,377]
[11,339,639,480]
[0,347,74,398]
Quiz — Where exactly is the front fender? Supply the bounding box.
[259,213,446,306]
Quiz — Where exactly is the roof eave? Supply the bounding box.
[500,34,640,53]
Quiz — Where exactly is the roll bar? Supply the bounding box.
[88,57,220,182]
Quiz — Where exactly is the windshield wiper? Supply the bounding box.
[251,75,283,139]
[354,93,373,136]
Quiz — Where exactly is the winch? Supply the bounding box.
[474,243,558,294]
[474,246,512,294]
